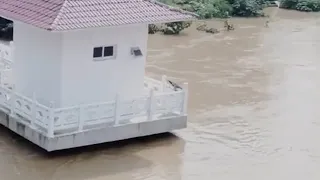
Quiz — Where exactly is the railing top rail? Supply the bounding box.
[155,90,184,96]
[36,102,50,110]
[15,92,32,102]
[54,105,79,112]
[54,95,152,112]
[54,100,116,112]
[144,77,162,83]
[7,88,51,111]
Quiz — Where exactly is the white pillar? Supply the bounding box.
[31,92,36,128]
[78,105,85,132]
[114,94,120,125]
[0,47,3,63]
[148,89,154,121]
[161,75,167,92]
[48,101,55,138]
[9,41,14,64]
[0,70,2,86]
[9,85,15,116]
[182,83,189,115]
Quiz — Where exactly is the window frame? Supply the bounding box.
[93,45,117,61]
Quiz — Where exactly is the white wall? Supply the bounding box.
[13,22,148,107]
[60,24,148,106]
[13,22,62,106]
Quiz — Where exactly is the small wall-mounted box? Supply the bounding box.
[131,47,143,57]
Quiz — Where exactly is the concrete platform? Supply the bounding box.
[0,110,187,151]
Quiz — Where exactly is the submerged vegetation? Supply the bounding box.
[148,21,192,35]
[280,0,320,12]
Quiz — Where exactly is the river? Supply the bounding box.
[1,8,320,180]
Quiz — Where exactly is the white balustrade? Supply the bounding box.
[144,77,162,91]
[144,75,179,93]
[80,102,115,125]
[35,103,50,129]
[0,69,13,86]
[182,82,189,115]
[0,86,12,109]
[54,106,81,131]
[0,42,13,88]
[0,41,188,137]
[0,63,187,137]
[118,96,149,120]
[49,87,186,135]
[0,41,13,65]
[153,91,185,115]
[148,90,155,121]
[14,92,33,120]
[0,85,51,130]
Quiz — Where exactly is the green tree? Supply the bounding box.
[230,0,265,16]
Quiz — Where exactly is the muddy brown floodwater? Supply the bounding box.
[1,8,320,180]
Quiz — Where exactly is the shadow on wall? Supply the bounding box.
[0,17,13,41]
[0,124,186,179]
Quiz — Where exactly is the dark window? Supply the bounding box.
[93,47,103,58]
[104,46,114,57]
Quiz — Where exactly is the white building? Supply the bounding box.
[0,0,195,151]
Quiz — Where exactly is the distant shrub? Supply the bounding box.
[148,21,192,35]
[280,0,320,12]
[163,21,192,34]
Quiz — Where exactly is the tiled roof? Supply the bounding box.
[0,0,196,31]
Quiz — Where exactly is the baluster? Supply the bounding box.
[148,89,154,121]
[0,83,3,105]
[48,101,55,138]
[114,94,120,125]
[181,83,189,115]
[0,70,2,86]
[31,92,36,128]
[161,75,167,92]
[0,48,3,64]
[9,85,15,116]
[78,105,84,132]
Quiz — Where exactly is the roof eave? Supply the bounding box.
[49,18,197,32]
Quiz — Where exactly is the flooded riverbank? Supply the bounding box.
[1,8,320,180]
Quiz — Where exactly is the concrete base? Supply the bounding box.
[0,110,187,151]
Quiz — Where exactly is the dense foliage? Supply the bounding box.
[150,0,269,35]
[230,0,265,17]
[150,0,280,35]
[159,0,268,18]
[280,0,320,12]
[177,0,233,18]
